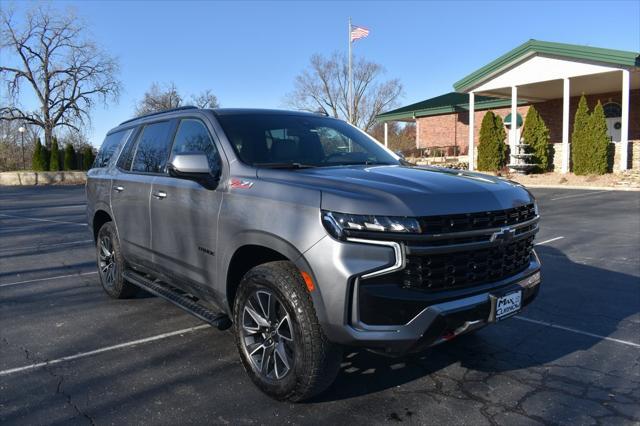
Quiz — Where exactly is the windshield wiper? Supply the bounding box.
[329,161,396,166]
[253,162,317,169]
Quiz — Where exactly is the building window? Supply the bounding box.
[504,112,523,129]
[603,102,622,118]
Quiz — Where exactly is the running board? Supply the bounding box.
[122,270,232,330]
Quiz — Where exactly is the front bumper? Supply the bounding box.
[303,235,541,355]
[348,260,541,355]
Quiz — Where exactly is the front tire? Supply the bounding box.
[233,261,342,402]
[96,221,138,299]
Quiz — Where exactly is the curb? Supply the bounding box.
[518,184,640,191]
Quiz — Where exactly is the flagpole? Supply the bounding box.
[348,17,352,124]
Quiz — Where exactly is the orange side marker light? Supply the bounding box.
[300,271,315,292]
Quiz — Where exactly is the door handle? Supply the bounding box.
[152,191,167,200]
[113,185,124,192]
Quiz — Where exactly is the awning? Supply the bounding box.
[504,112,523,128]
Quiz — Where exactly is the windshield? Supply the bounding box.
[216,113,400,167]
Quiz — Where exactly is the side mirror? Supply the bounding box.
[168,152,220,189]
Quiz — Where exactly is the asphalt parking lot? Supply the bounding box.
[0,185,638,425]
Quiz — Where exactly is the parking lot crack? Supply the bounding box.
[3,338,95,426]
[50,369,96,426]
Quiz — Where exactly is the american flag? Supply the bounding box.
[350,25,370,42]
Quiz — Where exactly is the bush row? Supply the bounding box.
[32,137,95,171]
[476,95,610,175]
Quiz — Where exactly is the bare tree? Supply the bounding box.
[0,6,121,148]
[191,89,219,109]
[134,82,182,116]
[369,121,416,153]
[286,52,403,132]
[0,120,42,171]
[135,83,220,115]
[58,127,91,151]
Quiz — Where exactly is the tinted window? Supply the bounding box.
[170,119,220,170]
[116,127,141,171]
[131,121,174,173]
[94,129,132,168]
[216,114,397,167]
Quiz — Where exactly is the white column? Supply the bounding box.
[510,86,518,166]
[468,92,475,171]
[561,78,570,174]
[620,69,630,171]
[384,122,389,148]
[415,118,420,149]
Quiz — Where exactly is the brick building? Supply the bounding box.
[377,40,640,172]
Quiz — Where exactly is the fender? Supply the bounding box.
[218,230,329,326]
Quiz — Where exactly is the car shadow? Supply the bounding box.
[310,245,640,402]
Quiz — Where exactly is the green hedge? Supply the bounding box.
[64,144,76,171]
[587,101,610,175]
[82,146,95,170]
[571,95,609,175]
[522,105,550,172]
[49,137,60,171]
[477,111,507,172]
[32,138,45,171]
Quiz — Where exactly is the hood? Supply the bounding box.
[257,165,534,217]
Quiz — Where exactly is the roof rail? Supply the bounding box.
[119,106,199,125]
[314,107,329,116]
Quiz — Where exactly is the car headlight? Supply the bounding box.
[322,210,421,239]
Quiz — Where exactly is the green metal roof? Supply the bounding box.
[376,92,522,122]
[453,39,640,92]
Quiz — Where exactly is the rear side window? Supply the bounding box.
[94,129,132,168]
[131,121,174,173]
[116,127,140,171]
[170,119,220,170]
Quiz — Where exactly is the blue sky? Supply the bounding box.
[5,0,640,146]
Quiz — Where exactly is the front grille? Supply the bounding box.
[419,203,536,234]
[401,235,535,291]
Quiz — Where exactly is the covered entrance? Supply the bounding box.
[455,40,640,173]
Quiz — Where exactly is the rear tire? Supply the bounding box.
[233,261,342,402]
[96,221,138,299]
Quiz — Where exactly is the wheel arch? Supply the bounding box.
[92,209,113,241]
[222,231,327,323]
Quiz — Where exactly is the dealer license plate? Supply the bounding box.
[490,290,522,322]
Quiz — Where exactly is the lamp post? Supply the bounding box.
[18,126,26,170]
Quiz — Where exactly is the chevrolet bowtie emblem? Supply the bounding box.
[490,227,516,243]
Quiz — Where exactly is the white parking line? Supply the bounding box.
[0,239,94,254]
[0,271,98,288]
[514,316,640,348]
[535,236,565,246]
[550,190,611,201]
[1,315,636,378]
[0,324,211,377]
[0,213,88,226]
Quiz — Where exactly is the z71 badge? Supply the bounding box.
[230,178,254,189]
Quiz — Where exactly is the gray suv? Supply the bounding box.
[86,107,541,401]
